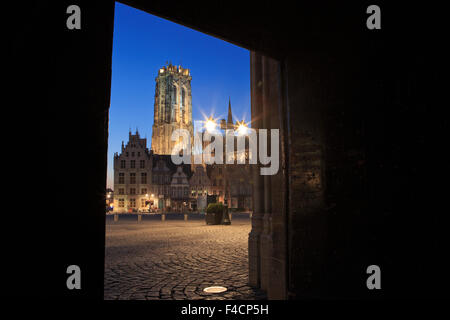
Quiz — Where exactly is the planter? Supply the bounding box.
[205,211,223,225]
[205,203,231,225]
[205,203,225,225]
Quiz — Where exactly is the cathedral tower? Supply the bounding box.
[151,63,194,155]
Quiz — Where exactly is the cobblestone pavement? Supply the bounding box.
[104,214,266,300]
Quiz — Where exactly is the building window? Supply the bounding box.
[118,188,124,195]
[130,188,136,195]
[141,188,147,195]
[140,160,145,168]
[141,198,147,207]
[184,187,188,197]
[173,86,177,103]
[177,177,182,184]
[181,88,185,106]
[130,160,135,168]
[119,173,124,184]
[120,160,126,169]
[130,173,136,184]
[141,172,147,184]
[138,152,141,157]
[129,198,136,208]
[131,152,135,157]
[126,152,129,157]
[118,199,124,207]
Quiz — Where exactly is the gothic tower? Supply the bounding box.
[151,63,194,155]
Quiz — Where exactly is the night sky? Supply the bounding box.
[107,2,250,188]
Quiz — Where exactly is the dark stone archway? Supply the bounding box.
[7,0,447,299]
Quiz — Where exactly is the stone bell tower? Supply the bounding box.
[151,63,194,155]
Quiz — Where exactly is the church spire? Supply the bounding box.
[227,97,233,125]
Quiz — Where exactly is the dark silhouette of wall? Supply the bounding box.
[7,0,447,299]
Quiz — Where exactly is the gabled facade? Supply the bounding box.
[189,165,211,211]
[113,131,152,213]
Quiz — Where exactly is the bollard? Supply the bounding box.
[114,214,118,222]
[138,214,142,222]
[229,213,232,221]
[161,213,165,221]
[184,213,188,221]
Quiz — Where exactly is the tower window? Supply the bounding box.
[182,88,186,106]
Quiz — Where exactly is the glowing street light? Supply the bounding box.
[205,117,217,132]
[235,120,248,135]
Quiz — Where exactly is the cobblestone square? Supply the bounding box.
[104,214,266,300]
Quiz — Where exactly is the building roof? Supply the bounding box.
[227,97,233,124]
[152,154,193,178]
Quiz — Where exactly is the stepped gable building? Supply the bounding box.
[113,130,153,213]
[189,165,211,211]
[150,154,173,209]
[151,63,194,156]
[151,154,192,211]
[170,166,192,212]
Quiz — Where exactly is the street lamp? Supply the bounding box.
[235,120,248,135]
[204,117,217,133]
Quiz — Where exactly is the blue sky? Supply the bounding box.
[107,2,250,188]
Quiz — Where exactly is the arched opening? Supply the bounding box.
[104,2,266,300]
[11,1,444,301]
